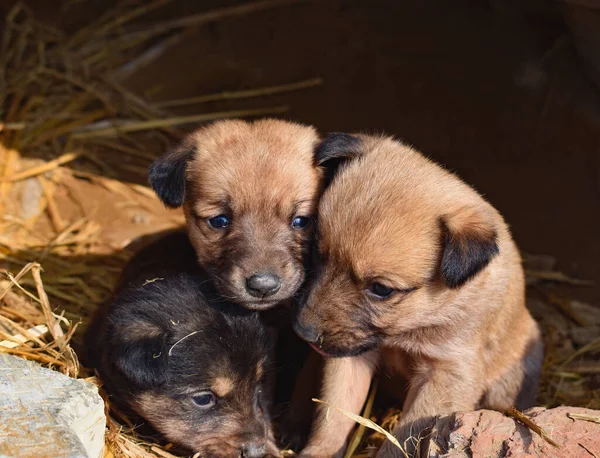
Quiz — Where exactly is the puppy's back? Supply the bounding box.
[115,230,200,292]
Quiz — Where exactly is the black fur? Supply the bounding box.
[440,220,500,289]
[148,147,194,208]
[314,132,362,165]
[315,132,363,187]
[116,331,169,388]
[114,230,200,290]
[86,272,268,392]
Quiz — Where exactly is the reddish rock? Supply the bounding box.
[427,407,600,458]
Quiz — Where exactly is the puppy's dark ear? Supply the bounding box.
[315,132,362,165]
[148,147,194,208]
[440,207,499,289]
[315,132,362,186]
[115,328,169,387]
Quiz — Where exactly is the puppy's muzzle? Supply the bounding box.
[241,441,266,458]
[245,273,281,298]
[293,320,320,344]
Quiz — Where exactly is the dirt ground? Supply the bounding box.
[5,0,598,302]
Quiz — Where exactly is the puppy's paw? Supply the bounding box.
[278,412,310,451]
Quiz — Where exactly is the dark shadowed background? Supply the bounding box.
[3,0,597,302]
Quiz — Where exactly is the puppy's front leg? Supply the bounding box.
[377,364,482,458]
[281,350,323,450]
[300,352,377,458]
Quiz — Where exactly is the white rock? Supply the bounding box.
[0,354,105,458]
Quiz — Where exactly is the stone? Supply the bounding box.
[428,406,600,458]
[0,354,105,458]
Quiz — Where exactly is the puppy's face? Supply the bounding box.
[133,330,272,457]
[150,119,322,310]
[294,134,499,357]
[109,280,274,457]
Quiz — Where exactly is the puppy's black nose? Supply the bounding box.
[293,320,320,344]
[241,441,266,458]
[246,273,281,297]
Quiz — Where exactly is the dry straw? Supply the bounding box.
[505,407,560,448]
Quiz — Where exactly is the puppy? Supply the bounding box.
[85,232,276,457]
[294,133,544,457]
[148,119,324,437]
[149,119,322,311]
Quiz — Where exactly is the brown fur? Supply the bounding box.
[213,376,235,398]
[135,392,278,457]
[295,134,543,457]
[150,118,323,310]
[123,320,163,342]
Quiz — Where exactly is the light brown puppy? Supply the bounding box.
[149,118,322,311]
[294,133,543,457]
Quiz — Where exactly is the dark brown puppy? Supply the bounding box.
[294,133,543,457]
[86,232,276,457]
[149,119,322,310]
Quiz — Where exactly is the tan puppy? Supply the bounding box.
[294,133,543,457]
[149,119,322,310]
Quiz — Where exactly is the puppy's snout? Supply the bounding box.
[246,273,281,297]
[293,320,320,344]
[241,441,266,458]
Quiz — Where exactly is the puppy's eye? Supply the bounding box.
[368,282,395,299]
[207,215,231,229]
[291,216,311,229]
[192,391,217,408]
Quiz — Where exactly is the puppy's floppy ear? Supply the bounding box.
[440,206,499,289]
[115,325,169,388]
[148,146,194,208]
[315,132,363,186]
[315,132,362,165]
